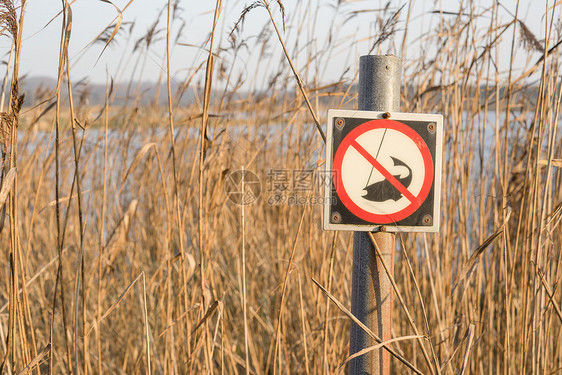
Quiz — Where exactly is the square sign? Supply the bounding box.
[324,110,443,232]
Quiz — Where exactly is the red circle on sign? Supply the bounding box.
[333,119,433,224]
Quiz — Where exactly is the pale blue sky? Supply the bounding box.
[6,0,554,86]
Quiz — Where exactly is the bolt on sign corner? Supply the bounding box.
[323,109,443,232]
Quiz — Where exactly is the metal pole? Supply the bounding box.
[349,55,401,375]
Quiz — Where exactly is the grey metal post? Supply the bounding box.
[349,55,401,375]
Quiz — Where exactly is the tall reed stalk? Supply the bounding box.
[0,1,560,374]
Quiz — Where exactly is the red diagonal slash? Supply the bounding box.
[350,139,418,204]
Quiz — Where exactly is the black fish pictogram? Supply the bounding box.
[362,157,412,202]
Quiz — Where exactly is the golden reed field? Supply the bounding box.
[0,0,561,374]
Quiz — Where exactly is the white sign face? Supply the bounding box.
[324,110,443,232]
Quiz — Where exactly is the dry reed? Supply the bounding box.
[0,1,561,374]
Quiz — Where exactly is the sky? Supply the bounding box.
[3,0,555,87]
[18,0,220,82]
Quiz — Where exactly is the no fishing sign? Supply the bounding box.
[324,110,443,232]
